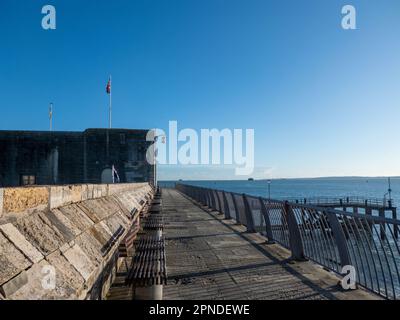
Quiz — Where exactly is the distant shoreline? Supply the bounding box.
[159,176,400,182]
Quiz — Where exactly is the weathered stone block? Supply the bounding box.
[47,209,81,239]
[0,223,43,264]
[14,212,65,255]
[0,233,32,286]
[63,244,95,281]
[79,199,110,222]
[49,185,84,209]
[8,260,79,300]
[56,205,94,232]
[3,187,49,214]
[44,211,76,243]
[46,250,85,297]
[0,271,28,298]
[88,222,113,248]
[74,232,103,264]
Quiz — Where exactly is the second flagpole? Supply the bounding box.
[109,75,112,129]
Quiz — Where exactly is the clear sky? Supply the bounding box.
[0,0,399,180]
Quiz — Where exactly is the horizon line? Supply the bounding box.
[159,175,399,181]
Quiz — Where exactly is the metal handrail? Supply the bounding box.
[283,196,394,207]
[176,183,400,300]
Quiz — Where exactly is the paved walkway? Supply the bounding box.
[163,189,378,300]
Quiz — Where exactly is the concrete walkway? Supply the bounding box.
[163,189,378,300]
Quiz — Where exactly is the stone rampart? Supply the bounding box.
[0,183,153,300]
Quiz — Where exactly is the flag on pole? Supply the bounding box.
[49,103,53,131]
[106,76,112,128]
[106,78,111,94]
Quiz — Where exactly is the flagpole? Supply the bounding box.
[49,103,53,131]
[109,75,112,129]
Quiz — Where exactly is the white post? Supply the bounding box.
[154,134,157,188]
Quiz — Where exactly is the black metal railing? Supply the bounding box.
[176,183,400,300]
[284,196,394,208]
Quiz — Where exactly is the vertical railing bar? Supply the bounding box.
[320,213,342,271]
[297,208,320,263]
[210,188,215,209]
[353,217,378,294]
[242,194,256,232]
[272,204,288,248]
[342,216,366,289]
[385,223,400,294]
[380,223,399,299]
[270,212,281,245]
[325,211,354,273]
[259,198,275,243]
[313,209,338,271]
[213,190,220,212]
[355,217,383,296]
[369,223,389,298]
[301,208,325,266]
[279,204,291,248]
[296,208,321,264]
[227,192,236,221]
[237,195,245,225]
[205,189,211,208]
[268,206,280,243]
[312,209,337,270]
[372,224,393,297]
[216,191,223,214]
[222,191,231,219]
[351,217,380,294]
[271,205,283,244]
[232,193,240,224]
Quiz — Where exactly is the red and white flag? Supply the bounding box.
[106,78,111,94]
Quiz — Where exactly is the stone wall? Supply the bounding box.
[0,183,153,300]
[0,183,149,222]
[0,129,154,187]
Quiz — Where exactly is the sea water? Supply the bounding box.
[160,177,400,206]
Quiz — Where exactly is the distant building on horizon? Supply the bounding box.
[0,128,155,187]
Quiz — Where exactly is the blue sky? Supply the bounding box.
[0,0,399,179]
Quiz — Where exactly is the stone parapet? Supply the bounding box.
[0,183,149,220]
[0,183,153,300]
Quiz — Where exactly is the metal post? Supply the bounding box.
[365,207,373,231]
[222,191,231,219]
[242,194,256,233]
[205,189,211,208]
[199,188,204,203]
[325,211,352,267]
[202,189,207,206]
[193,188,199,202]
[231,194,241,224]
[215,190,223,214]
[379,209,386,240]
[209,189,216,210]
[284,202,307,261]
[392,208,398,239]
[259,198,275,244]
